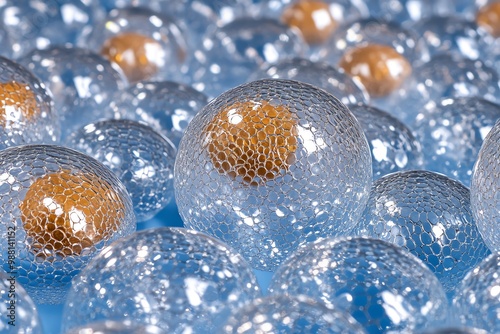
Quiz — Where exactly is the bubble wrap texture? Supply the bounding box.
[61,227,261,334]
[175,79,372,271]
[221,294,367,334]
[355,170,491,296]
[66,320,163,334]
[268,237,448,334]
[471,120,500,251]
[0,56,59,149]
[0,145,135,304]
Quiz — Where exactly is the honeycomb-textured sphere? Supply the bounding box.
[356,170,491,296]
[349,104,423,180]
[68,119,176,222]
[477,2,500,37]
[471,120,500,251]
[453,252,500,331]
[268,237,448,333]
[250,58,369,106]
[0,271,42,334]
[66,320,163,334]
[61,227,261,333]
[109,81,208,148]
[0,57,59,148]
[413,97,500,187]
[175,79,372,270]
[221,294,367,334]
[19,46,127,140]
[0,145,135,304]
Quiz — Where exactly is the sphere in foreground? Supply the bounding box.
[0,145,135,304]
[175,79,372,270]
[268,237,448,333]
[61,227,261,333]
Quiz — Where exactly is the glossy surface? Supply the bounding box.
[66,320,163,334]
[476,1,500,37]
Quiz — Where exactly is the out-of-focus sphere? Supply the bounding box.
[471,120,500,251]
[188,18,307,99]
[68,119,176,222]
[175,79,372,270]
[19,46,127,140]
[476,1,500,37]
[356,170,491,296]
[0,145,135,304]
[268,237,448,333]
[350,104,423,180]
[418,327,489,334]
[413,97,500,187]
[110,81,208,148]
[61,227,261,333]
[221,294,367,334]
[65,320,163,334]
[0,57,59,149]
[0,272,42,334]
[250,58,369,106]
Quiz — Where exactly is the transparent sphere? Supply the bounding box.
[66,320,163,334]
[221,294,367,334]
[19,46,127,141]
[110,81,208,148]
[413,97,500,187]
[418,327,489,334]
[0,0,105,59]
[453,252,500,332]
[0,144,135,304]
[471,120,500,251]
[61,227,261,333]
[0,56,59,149]
[0,271,42,334]
[188,18,307,99]
[349,104,423,180]
[175,79,372,270]
[250,57,369,106]
[355,170,491,297]
[268,236,449,333]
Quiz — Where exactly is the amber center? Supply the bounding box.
[476,2,500,38]
[19,170,125,258]
[0,81,39,127]
[281,0,337,45]
[338,43,412,98]
[205,100,298,186]
[101,32,164,83]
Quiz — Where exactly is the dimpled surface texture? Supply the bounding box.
[349,104,423,180]
[453,252,500,331]
[0,57,59,149]
[61,227,261,333]
[268,237,448,334]
[0,271,42,334]
[0,145,135,304]
[221,294,366,334]
[68,119,176,222]
[175,79,372,271]
[65,320,163,334]
[19,46,127,140]
[355,170,491,296]
[413,97,500,187]
[471,120,500,251]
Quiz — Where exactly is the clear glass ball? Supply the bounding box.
[175,79,372,271]
[268,236,449,333]
[355,170,491,297]
[65,320,163,334]
[61,227,261,333]
[0,144,136,304]
[68,119,176,222]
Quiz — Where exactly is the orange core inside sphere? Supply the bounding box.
[19,170,125,258]
[338,43,412,98]
[281,0,337,45]
[476,2,500,38]
[205,100,299,186]
[0,81,39,127]
[101,32,164,83]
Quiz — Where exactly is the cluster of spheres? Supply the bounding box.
[0,0,499,334]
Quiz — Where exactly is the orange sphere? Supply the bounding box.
[205,100,298,186]
[339,43,412,98]
[476,2,500,38]
[282,0,337,45]
[19,170,126,258]
[0,81,39,127]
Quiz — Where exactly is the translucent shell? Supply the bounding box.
[476,2,500,37]
[0,81,38,127]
